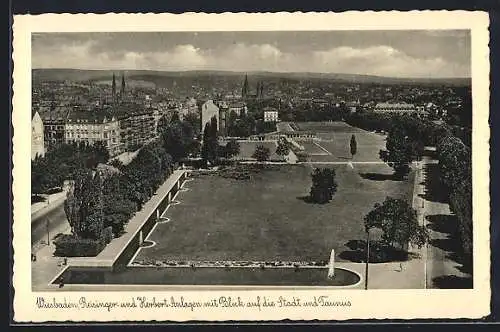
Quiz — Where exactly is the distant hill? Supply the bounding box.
[32,68,471,87]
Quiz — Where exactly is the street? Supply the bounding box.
[418,156,473,289]
[31,200,70,249]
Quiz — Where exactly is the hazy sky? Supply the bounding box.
[32,30,471,78]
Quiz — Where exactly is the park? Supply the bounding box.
[132,122,416,265]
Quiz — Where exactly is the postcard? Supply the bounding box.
[12,11,490,322]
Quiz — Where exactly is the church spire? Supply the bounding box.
[121,72,126,96]
[111,73,116,100]
[242,74,249,99]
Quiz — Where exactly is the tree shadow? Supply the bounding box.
[296,195,329,205]
[426,214,459,235]
[418,163,449,203]
[432,275,473,289]
[359,172,400,181]
[339,239,417,263]
[426,214,473,275]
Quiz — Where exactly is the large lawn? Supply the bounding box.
[295,122,387,162]
[134,163,414,263]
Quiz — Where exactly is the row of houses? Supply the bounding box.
[31,105,160,160]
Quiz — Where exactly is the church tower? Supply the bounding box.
[242,74,249,99]
[121,72,126,97]
[111,73,116,101]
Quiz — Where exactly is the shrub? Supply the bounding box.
[102,226,114,244]
[53,234,106,257]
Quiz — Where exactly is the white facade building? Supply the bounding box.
[31,111,45,160]
[201,100,220,132]
[263,108,279,122]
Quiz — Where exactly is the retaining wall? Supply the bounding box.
[68,170,187,271]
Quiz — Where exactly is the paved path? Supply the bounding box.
[415,156,472,288]
[31,190,67,220]
[31,220,72,290]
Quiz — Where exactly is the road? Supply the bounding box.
[31,200,70,249]
[418,156,473,288]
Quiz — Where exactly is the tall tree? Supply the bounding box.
[364,197,429,250]
[64,169,104,240]
[201,122,211,166]
[309,168,338,204]
[275,138,290,157]
[350,134,357,159]
[252,144,271,162]
[379,125,414,179]
[223,139,240,159]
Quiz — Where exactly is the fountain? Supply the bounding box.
[327,249,335,279]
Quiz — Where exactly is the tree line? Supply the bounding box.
[32,141,110,196]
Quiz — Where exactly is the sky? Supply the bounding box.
[32,30,471,78]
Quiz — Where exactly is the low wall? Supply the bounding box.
[113,179,182,270]
[68,170,187,271]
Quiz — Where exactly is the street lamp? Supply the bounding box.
[364,227,383,290]
[46,218,50,246]
[364,229,370,290]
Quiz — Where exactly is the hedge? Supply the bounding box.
[53,234,106,257]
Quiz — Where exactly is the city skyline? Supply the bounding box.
[32,30,471,79]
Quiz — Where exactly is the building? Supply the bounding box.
[39,105,70,149]
[201,100,220,132]
[228,101,247,116]
[31,110,45,160]
[65,110,121,157]
[178,97,198,120]
[263,107,279,122]
[116,106,156,152]
[373,102,417,113]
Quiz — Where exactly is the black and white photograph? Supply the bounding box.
[13,12,490,321]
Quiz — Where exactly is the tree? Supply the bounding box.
[223,139,240,159]
[379,125,413,179]
[201,120,219,165]
[183,112,201,137]
[309,168,338,204]
[437,136,472,257]
[92,140,110,165]
[350,134,357,159]
[210,115,218,140]
[161,118,197,162]
[275,138,290,157]
[64,169,104,240]
[170,111,180,123]
[364,197,428,250]
[252,144,271,162]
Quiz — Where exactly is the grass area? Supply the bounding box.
[235,141,283,161]
[311,136,385,162]
[135,163,414,263]
[292,122,387,162]
[300,142,329,155]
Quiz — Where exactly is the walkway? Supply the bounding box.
[416,156,472,288]
[31,190,67,221]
